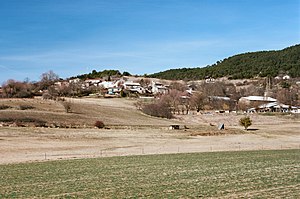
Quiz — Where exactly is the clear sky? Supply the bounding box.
[0,0,299,82]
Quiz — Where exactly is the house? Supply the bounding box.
[68,78,81,84]
[275,74,290,80]
[123,82,145,94]
[98,81,115,89]
[84,78,102,87]
[283,75,290,80]
[205,77,215,83]
[107,87,122,95]
[151,81,168,94]
[54,81,69,87]
[53,81,70,91]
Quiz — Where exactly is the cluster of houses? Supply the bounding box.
[64,77,300,113]
[67,77,169,96]
[52,77,299,114]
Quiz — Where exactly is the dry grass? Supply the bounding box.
[0,97,299,164]
[0,97,177,127]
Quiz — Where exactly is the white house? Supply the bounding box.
[205,77,215,83]
[68,78,81,84]
[151,81,168,94]
[283,75,291,80]
[124,82,145,94]
[99,81,115,89]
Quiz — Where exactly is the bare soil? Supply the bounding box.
[0,97,299,164]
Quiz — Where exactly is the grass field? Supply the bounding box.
[0,149,299,198]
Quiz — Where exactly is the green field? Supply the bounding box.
[0,150,299,198]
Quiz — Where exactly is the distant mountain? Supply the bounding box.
[149,44,300,80]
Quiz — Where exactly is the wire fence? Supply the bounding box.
[22,143,300,162]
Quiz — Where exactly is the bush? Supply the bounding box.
[0,105,11,110]
[0,117,46,127]
[94,120,105,128]
[42,93,53,100]
[62,101,72,113]
[239,116,252,130]
[15,90,34,98]
[19,105,35,110]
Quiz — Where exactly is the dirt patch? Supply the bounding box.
[0,123,299,165]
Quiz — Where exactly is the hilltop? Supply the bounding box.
[149,44,300,80]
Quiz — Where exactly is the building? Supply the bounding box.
[123,82,145,94]
[84,78,102,87]
[151,81,168,94]
[205,77,215,83]
[283,75,291,80]
[257,102,299,113]
[239,96,277,105]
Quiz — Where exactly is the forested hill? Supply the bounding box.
[149,44,300,80]
[74,70,131,80]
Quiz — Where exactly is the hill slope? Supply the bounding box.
[0,98,178,127]
[150,44,300,80]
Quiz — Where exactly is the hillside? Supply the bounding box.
[0,98,178,128]
[149,44,300,80]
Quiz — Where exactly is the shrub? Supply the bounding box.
[19,105,35,110]
[239,116,252,130]
[94,120,105,128]
[42,93,53,100]
[120,89,127,97]
[0,105,11,110]
[15,90,33,98]
[0,117,46,127]
[62,101,72,113]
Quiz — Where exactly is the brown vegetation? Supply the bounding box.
[0,96,299,164]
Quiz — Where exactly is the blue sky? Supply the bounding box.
[0,0,299,82]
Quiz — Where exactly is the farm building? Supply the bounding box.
[246,101,299,113]
[257,102,299,113]
[239,96,277,104]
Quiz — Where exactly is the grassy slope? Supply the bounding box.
[0,98,177,127]
[0,150,299,198]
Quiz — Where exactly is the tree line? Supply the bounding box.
[75,69,131,80]
[149,44,300,80]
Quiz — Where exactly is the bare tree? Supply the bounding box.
[39,70,59,90]
[276,89,297,106]
[191,91,207,112]
[2,79,33,98]
[169,82,187,92]
[62,101,72,113]
[164,89,183,114]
